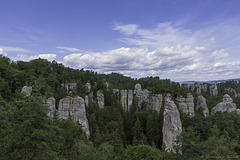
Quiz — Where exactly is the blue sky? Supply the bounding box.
[1,0,240,81]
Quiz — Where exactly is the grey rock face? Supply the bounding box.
[58,97,90,137]
[151,94,163,111]
[62,83,76,94]
[85,95,89,106]
[21,86,32,96]
[163,94,182,153]
[201,84,208,92]
[225,88,240,97]
[134,83,150,107]
[211,94,237,114]
[237,109,240,114]
[43,97,56,118]
[97,91,104,108]
[128,90,133,110]
[176,93,195,117]
[119,89,133,111]
[196,96,209,116]
[120,90,128,110]
[210,84,218,96]
[85,83,91,92]
[196,88,201,94]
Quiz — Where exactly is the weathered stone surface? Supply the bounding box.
[225,88,240,97]
[43,97,56,118]
[211,94,237,114]
[58,97,90,137]
[120,90,128,111]
[97,91,104,108]
[196,95,209,117]
[113,89,119,95]
[163,94,182,153]
[85,95,89,106]
[128,90,133,110]
[196,88,201,94]
[21,86,32,96]
[134,83,150,107]
[151,94,163,111]
[210,84,218,96]
[62,83,76,94]
[85,83,91,92]
[201,84,208,92]
[237,109,240,114]
[176,93,195,117]
[119,89,133,111]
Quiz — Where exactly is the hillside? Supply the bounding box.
[0,55,240,160]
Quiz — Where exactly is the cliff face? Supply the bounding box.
[211,94,237,114]
[43,97,56,118]
[58,97,90,137]
[196,95,209,117]
[176,93,195,117]
[162,94,182,153]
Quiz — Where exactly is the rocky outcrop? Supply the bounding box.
[134,83,150,107]
[43,97,56,118]
[196,96,209,117]
[210,84,218,96]
[97,91,104,108]
[85,83,91,92]
[150,94,163,111]
[211,94,237,114]
[176,93,195,117]
[190,83,201,94]
[62,83,76,94]
[120,90,133,111]
[58,97,90,137]
[163,94,182,153]
[225,88,240,97]
[189,83,208,94]
[201,84,208,92]
[21,86,32,96]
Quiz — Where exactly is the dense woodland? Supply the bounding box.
[0,55,240,159]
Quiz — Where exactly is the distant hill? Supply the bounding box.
[181,78,240,85]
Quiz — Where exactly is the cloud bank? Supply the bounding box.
[62,20,240,81]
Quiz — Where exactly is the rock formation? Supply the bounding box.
[43,97,56,118]
[211,94,237,114]
[163,94,182,153]
[58,97,90,137]
[210,84,218,96]
[85,83,91,92]
[176,93,195,117]
[134,83,150,107]
[201,84,208,92]
[150,94,163,111]
[225,88,240,97]
[97,91,104,108]
[196,95,209,116]
[62,83,76,94]
[21,86,32,96]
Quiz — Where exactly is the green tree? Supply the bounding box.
[4,96,60,160]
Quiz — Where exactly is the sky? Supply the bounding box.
[1,0,240,82]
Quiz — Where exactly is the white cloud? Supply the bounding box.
[0,46,29,52]
[210,49,229,60]
[56,46,81,52]
[13,54,56,62]
[113,23,138,35]
[0,48,7,56]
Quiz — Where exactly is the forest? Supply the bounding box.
[0,54,240,160]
